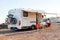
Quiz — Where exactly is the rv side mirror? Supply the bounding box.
[10,18,17,24]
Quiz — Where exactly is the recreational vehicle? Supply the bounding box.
[5,8,45,30]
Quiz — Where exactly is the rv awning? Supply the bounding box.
[22,8,45,14]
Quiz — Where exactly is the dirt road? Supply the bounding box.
[0,23,60,40]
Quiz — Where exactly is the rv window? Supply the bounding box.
[23,11,28,17]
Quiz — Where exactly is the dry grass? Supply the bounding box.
[0,23,60,40]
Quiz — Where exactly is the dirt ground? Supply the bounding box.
[0,23,60,40]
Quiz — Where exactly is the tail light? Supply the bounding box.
[18,21,21,26]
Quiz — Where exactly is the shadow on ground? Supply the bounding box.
[0,28,36,34]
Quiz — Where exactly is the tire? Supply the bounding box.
[10,27,18,31]
[11,29,18,31]
[31,25,36,30]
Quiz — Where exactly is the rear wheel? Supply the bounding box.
[31,25,36,30]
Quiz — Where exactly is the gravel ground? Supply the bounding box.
[0,23,60,40]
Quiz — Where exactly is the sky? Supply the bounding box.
[0,0,60,24]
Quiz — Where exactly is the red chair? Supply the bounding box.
[36,23,41,29]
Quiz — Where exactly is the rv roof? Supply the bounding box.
[9,8,45,14]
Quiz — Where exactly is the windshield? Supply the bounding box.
[7,14,13,18]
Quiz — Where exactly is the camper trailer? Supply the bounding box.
[5,8,45,30]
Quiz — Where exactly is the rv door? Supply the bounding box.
[22,11,29,26]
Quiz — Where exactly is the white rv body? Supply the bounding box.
[6,8,45,30]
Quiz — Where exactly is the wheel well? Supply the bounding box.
[31,25,36,28]
[31,25,36,26]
